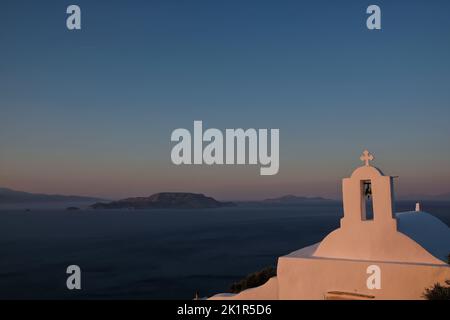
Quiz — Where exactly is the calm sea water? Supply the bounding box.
[0,201,449,299]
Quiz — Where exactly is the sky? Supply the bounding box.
[0,0,450,200]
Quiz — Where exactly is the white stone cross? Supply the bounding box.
[360,150,374,166]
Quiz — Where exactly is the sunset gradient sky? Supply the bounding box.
[1,0,450,200]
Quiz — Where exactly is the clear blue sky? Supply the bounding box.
[1,0,449,200]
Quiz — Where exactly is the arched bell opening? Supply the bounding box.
[361,180,374,221]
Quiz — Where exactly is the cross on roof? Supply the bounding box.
[360,150,374,166]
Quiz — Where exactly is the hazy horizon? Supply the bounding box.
[1,0,450,200]
[2,183,450,202]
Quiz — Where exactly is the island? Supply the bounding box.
[262,194,335,205]
[0,187,106,210]
[66,206,80,211]
[236,194,336,207]
[90,192,235,210]
[0,187,104,204]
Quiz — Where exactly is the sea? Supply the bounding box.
[0,201,449,299]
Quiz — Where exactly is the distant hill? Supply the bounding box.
[262,195,334,204]
[237,195,336,207]
[0,187,104,204]
[399,193,450,202]
[91,192,236,210]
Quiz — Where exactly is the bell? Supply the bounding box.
[364,182,372,199]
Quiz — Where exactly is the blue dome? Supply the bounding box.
[396,211,450,263]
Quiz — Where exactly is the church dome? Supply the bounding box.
[396,211,450,263]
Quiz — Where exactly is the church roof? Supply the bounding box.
[396,211,450,263]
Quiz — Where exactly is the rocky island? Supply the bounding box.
[90,192,235,210]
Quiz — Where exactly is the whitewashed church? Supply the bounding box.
[210,151,450,300]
